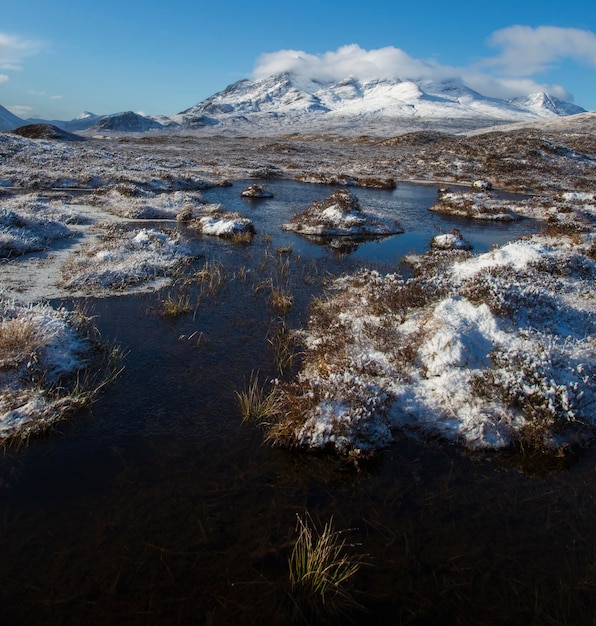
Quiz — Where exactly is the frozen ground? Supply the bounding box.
[0,298,101,443]
[0,120,595,449]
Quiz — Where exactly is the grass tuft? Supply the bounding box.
[236,371,283,425]
[289,513,364,622]
[158,291,193,317]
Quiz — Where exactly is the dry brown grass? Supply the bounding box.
[0,316,46,370]
[288,513,364,622]
[236,371,283,426]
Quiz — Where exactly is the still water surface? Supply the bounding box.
[1,181,594,625]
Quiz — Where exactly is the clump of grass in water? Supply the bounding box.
[158,291,193,317]
[192,259,227,298]
[268,319,301,376]
[289,514,364,622]
[236,371,283,425]
[255,250,295,313]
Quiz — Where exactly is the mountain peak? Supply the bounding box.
[509,92,585,117]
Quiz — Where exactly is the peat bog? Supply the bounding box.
[1,136,595,624]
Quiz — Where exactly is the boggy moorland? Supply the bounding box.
[0,118,595,624]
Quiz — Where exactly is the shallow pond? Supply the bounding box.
[1,181,594,625]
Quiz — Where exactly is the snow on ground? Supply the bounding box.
[275,195,596,454]
[0,298,94,442]
[282,189,403,239]
[60,227,196,292]
[1,202,72,258]
[0,127,594,451]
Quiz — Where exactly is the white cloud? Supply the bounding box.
[50,95,63,100]
[0,32,41,69]
[486,26,596,76]
[251,29,596,104]
[462,73,572,101]
[7,105,33,117]
[0,74,9,85]
[254,44,458,83]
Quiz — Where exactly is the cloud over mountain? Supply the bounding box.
[253,26,596,104]
[254,44,458,84]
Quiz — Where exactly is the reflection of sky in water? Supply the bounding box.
[203,180,541,262]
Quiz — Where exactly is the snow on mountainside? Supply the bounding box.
[1,73,587,137]
[509,92,585,117]
[0,104,24,131]
[173,72,587,136]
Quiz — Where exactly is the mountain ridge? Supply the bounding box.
[0,72,588,136]
[172,72,587,135]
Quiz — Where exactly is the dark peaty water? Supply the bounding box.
[1,181,594,625]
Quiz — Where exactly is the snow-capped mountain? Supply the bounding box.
[0,104,24,131]
[2,72,587,137]
[508,92,585,117]
[173,72,586,135]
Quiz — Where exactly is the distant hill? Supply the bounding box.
[0,104,24,131]
[464,110,596,137]
[88,111,166,133]
[11,123,85,141]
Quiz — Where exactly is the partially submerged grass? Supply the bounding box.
[0,300,124,445]
[158,291,193,317]
[236,371,283,425]
[191,258,227,299]
[255,250,295,312]
[268,319,301,376]
[288,513,364,622]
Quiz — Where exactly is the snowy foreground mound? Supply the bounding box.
[1,206,71,257]
[60,228,195,292]
[271,229,596,455]
[0,300,97,442]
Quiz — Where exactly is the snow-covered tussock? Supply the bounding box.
[282,189,403,238]
[105,188,207,219]
[277,228,596,455]
[0,298,92,442]
[189,204,255,238]
[430,191,521,221]
[0,206,71,257]
[61,227,194,290]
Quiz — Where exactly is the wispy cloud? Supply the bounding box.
[7,104,33,117]
[0,32,42,75]
[0,74,9,85]
[252,26,596,102]
[486,26,596,76]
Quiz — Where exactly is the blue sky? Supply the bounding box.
[1,0,595,120]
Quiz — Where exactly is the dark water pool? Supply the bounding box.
[1,181,594,625]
